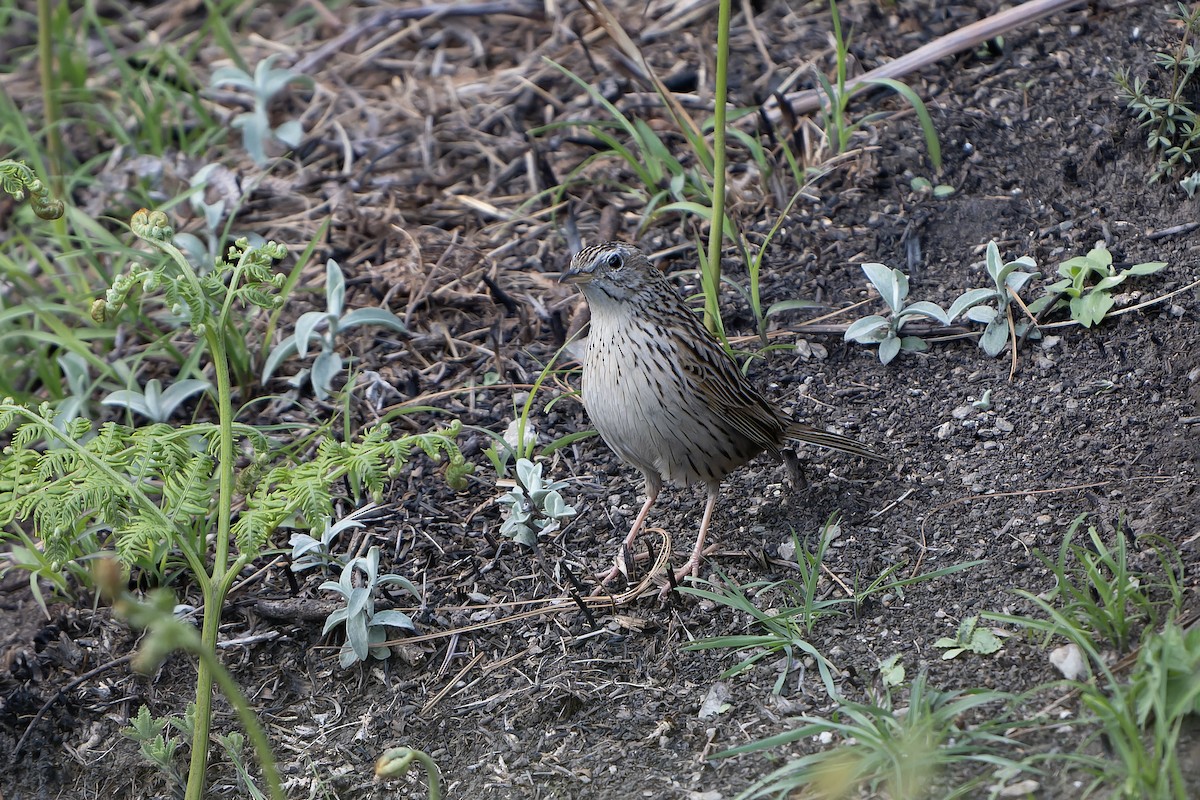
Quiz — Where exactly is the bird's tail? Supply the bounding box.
[785,422,887,462]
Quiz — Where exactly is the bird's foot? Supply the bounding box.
[590,560,626,595]
[656,556,702,599]
[590,547,642,595]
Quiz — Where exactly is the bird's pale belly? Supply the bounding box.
[582,325,756,486]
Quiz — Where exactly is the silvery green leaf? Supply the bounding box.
[515,458,542,492]
[901,301,950,325]
[377,574,421,600]
[289,532,323,559]
[262,334,301,382]
[967,306,997,324]
[985,241,1003,284]
[1126,261,1166,276]
[946,288,994,321]
[371,610,416,632]
[346,610,370,661]
[321,606,349,635]
[899,336,929,352]
[346,585,371,619]
[101,389,152,419]
[861,263,906,312]
[980,319,1010,357]
[844,315,890,343]
[324,259,346,317]
[210,66,255,90]
[310,350,343,400]
[156,379,212,419]
[367,626,391,658]
[340,308,408,334]
[274,120,303,148]
[318,579,348,599]
[513,525,538,548]
[543,492,576,520]
[293,310,330,359]
[879,335,902,365]
[232,110,271,166]
[1004,270,1038,292]
[338,643,359,668]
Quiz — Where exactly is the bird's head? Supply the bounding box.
[560,241,660,303]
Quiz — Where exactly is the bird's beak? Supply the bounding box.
[559,258,593,284]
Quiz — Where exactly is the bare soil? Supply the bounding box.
[2,1,1199,798]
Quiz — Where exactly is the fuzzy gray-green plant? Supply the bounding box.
[497,458,577,548]
[844,263,950,364]
[947,240,1041,357]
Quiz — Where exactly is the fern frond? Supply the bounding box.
[163,454,216,520]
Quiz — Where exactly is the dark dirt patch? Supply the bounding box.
[2,1,1199,798]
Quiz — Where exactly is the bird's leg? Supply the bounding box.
[595,481,659,587]
[665,485,720,594]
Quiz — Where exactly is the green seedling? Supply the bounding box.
[1114,2,1200,190]
[497,458,577,548]
[934,615,1004,659]
[1028,244,1166,328]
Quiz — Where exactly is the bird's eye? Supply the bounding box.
[605,252,623,269]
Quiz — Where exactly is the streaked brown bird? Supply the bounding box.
[561,241,884,591]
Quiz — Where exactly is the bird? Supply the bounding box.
[560,240,885,593]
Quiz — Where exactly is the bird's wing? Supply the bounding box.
[670,329,786,454]
[667,313,886,464]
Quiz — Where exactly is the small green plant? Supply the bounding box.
[815,0,942,170]
[216,731,268,800]
[479,346,593,477]
[989,578,1193,797]
[122,704,189,790]
[496,458,577,548]
[319,546,419,668]
[1027,243,1167,328]
[719,669,1023,800]
[262,258,408,400]
[534,60,718,233]
[844,263,950,364]
[102,377,212,423]
[1022,515,1183,654]
[947,241,1041,357]
[681,516,983,695]
[1114,2,1200,191]
[737,192,821,344]
[210,54,311,166]
[910,175,955,197]
[934,615,1004,660]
